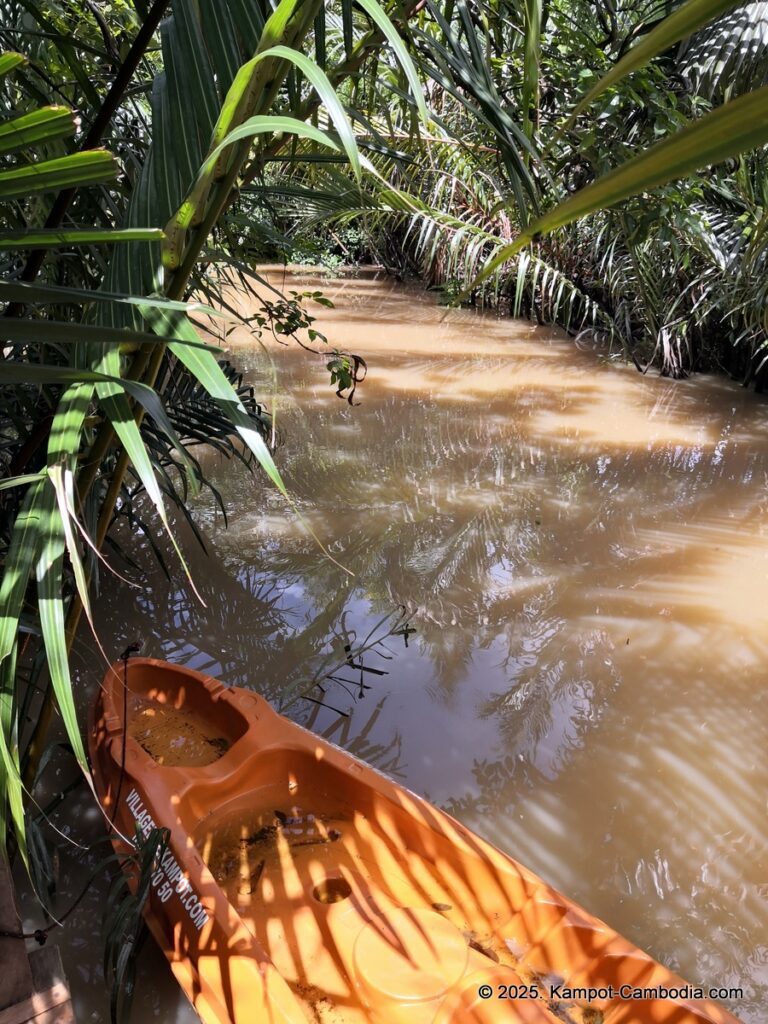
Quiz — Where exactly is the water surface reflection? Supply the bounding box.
[65,270,767,1020]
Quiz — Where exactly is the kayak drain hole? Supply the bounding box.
[312,878,352,904]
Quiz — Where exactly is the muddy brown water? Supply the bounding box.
[23,269,767,1021]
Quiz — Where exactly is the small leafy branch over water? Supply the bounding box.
[238,288,367,403]
[326,352,368,405]
[243,290,333,346]
[285,607,417,717]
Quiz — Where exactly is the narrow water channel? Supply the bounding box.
[39,269,767,1021]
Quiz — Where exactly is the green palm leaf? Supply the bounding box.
[259,46,361,179]
[0,317,220,351]
[356,0,430,124]
[474,85,768,289]
[0,229,164,251]
[35,486,89,772]
[0,281,214,315]
[0,480,46,867]
[0,150,119,199]
[0,52,26,80]
[164,114,341,270]
[0,641,26,866]
[145,307,287,496]
[0,472,47,493]
[48,464,95,637]
[0,106,76,156]
[567,0,741,123]
[2,364,200,488]
[522,0,542,141]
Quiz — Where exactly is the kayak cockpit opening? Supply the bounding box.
[116,660,248,767]
[195,798,355,905]
[128,693,233,767]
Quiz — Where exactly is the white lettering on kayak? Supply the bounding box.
[125,788,209,931]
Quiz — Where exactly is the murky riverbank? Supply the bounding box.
[29,268,767,1021]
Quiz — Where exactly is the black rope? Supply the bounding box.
[110,641,142,827]
[0,870,97,946]
[0,926,48,945]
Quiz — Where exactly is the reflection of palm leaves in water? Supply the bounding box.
[409,505,508,692]
[110,515,332,701]
[478,666,556,761]
[110,512,408,725]
[153,556,407,771]
[445,674,601,821]
[410,507,563,700]
[127,531,290,690]
[416,625,476,699]
[314,696,406,776]
[476,611,618,779]
[415,504,505,592]
[274,397,534,571]
[200,386,558,695]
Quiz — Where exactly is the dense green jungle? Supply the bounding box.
[1,0,767,1019]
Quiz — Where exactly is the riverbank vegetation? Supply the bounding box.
[1,0,767,1004]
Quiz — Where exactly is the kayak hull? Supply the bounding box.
[88,658,740,1024]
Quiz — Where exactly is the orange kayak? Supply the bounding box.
[89,658,740,1024]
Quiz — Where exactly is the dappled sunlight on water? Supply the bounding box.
[52,268,767,1021]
